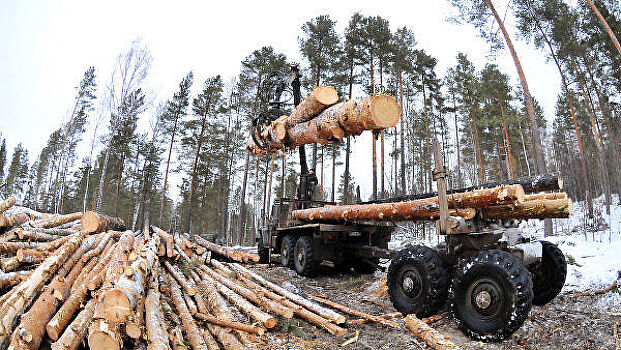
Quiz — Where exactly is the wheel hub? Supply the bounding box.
[468,278,503,320]
[475,290,492,309]
[297,248,306,267]
[400,268,423,298]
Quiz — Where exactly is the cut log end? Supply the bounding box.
[370,95,400,128]
[102,289,131,322]
[88,330,121,350]
[81,211,101,233]
[314,86,339,105]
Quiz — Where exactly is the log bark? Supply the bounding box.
[166,273,211,350]
[0,213,30,228]
[201,263,294,319]
[30,212,82,229]
[194,235,259,263]
[164,260,198,296]
[307,294,400,329]
[47,240,113,341]
[169,326,189,350]
[0,232,84,344]
[145,261,171,350]
[0,196,16,213]
[0,242,43,254]
[102,233,157,323]
[153,226,175,258]
[0,270,30,290]
[8,236,96,350]
[0,256,24,272]
[17,228,61,241]
[235,272,347,336]
[50,298,96,350]
[82,231,113,262]
[283,86,339,126]
[81,211,126,233]
[291,184,525,223]
[404,314,459,350]
[228,262,346,324]
[198,268,277,329]
[347,312,402,326]
[193,312,265,336]
[287,94,399,146]
[524,192,567,201]
[479,198,572,220]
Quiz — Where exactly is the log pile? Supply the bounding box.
[291,183,572,225]
[248,87,400,156]
[2,202,464,350]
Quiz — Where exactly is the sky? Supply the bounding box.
[0,0,561,201]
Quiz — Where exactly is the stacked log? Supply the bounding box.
[81,211,127,233]
[0,196,16,213]
[194,235,259,263]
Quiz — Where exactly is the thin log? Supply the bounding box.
[166,273,210,350]
[194,235,259,263]
[81,211,126,233]
[30,212,82,229]
[152,226,175,258]
[571,280,618,298]
[308,294,400,329]
[0,232,84,344]
[0,196,16,213]
[198,268,277,329]
[346,312,402,326]
[164,260,198,296]
[422,312,450,324]
[282,86,339,126]
[0,270,30,290]
[17,228,62,241]
[228,262,346,324]
[291,184,524,223]
[479,198,572,220]
[145,261,171,350]
[524,192,567,201]
[50,298,96,350]
[82,231,113,262]
[8,235,96,350]
[193,312,265,336]
[0,213,30,228]
[404,314,459,350]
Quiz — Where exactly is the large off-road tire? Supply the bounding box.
[451,250,533,342]
[257,240,269,264]
[529,241,567,305]
[387,246,448,318]
[294,236,320,277]
[353,258,380,275]
[280,235,296,268]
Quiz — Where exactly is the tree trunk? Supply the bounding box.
[584,0,621,56]
[499,99,514,178]
[399,70,407,194]
[452,93,463,188]
[237,152,250,245]
[484,0,545,175]
[159,116,180,225]
[187,114,209,233]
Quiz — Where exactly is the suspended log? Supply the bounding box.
[0,196,16,213]
[194,235,259,263]
[0,270,30,290]
[284,86,339,126]
[166,273,211,350]
[0,232,84,344]
[228,262,346,324]
[31,212,82,229]
[81,211,126,233]
[404,314,459,350]
[102,233,157,323]
[0,213,30,228]
[291,184,525,223]
[479,198,572,220]
[347,312,402,326]
[8,236,96,350]
[307,294,400,329]
[524,192,567,201]
[50,298,96,350]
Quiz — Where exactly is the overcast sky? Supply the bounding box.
[0,0,561,201]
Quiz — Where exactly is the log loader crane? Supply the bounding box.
[250,65,568,342]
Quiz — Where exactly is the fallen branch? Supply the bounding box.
[308,294,400,329]
[571,280,618,298]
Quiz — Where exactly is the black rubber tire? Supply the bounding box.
[280,235,296,268]
[294,236,319,277]
[387,246,448,318]
[530,241,567,305]
[257,240,269,264]
[353,258,379,275]
[451,250,533,342]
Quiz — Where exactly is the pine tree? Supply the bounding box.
[3,143,29,198]
[159,72,193,225]
[0,138,6,184]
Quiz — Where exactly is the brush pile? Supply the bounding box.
[1,196,461,350]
